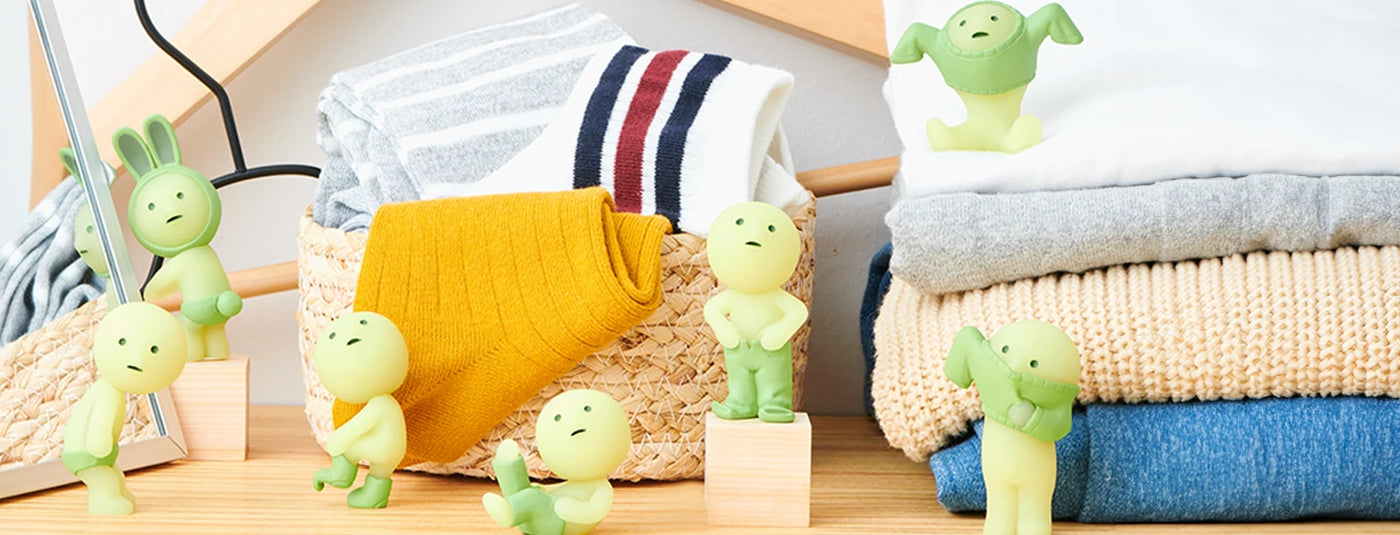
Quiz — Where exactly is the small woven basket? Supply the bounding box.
[296,194,816,481]
[0,300,160,471]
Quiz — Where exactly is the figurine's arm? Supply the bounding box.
[85,393,119,458]
[1028,3,1083,45]
[703,293,742,349]
[890,22,941,65]
[142,261,180,301]
[553,483,614,526]
[759,291,808,351]
[943,326,985,389]
[326,404,377,456]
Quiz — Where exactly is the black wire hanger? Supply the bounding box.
[133,0,319,284]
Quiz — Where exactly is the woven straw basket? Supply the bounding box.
[0,300,159,471]
[296,194,815,481]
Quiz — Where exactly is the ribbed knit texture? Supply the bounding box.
[334,188,670,465]
[872,245,1400,462]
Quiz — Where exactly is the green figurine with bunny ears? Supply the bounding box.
[113,114,242,361]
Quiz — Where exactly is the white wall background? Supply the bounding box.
[1,0,898,414]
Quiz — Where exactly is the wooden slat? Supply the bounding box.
[702,0,887,62]
[797,156,897,197]
[28,0,326,203]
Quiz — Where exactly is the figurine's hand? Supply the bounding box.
[1009,400,1036,427]
[713,325,742,349]
[759,327,790,352]
[554,497,601,524]
[494,439,520,462]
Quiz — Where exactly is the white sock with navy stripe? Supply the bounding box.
[424,43,807,236]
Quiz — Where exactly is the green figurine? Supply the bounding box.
[891,1,1082,153]
[63,301,188,515]
[60,148,116,309]
[113,114,242,361]
[945,320,1081,535]
[483,389,631,535]
[311,312,409,509]
[703,202,808,424]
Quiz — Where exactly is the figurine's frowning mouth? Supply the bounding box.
[166,214,183,224]
[127,365,144,372]
[571,428,586,436]
[972,31,989,38]
[346,338,362,346]
[745,241,762,248]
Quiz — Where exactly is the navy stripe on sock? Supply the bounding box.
[653,54,731,229]
[574,45,647,190]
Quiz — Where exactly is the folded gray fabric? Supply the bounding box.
[888,174,1400,295]
[0,178,103,344]
[314,3,631,231]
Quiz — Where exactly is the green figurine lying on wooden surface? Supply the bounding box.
[311,312,409,509]
[891,1,1082,153]
[483,389,631,535]
[945,320,1081,535]
[703,202,808,424]
[113,114,242,361]
[64,301,188,515]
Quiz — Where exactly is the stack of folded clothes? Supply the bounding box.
[864,0,1400,522]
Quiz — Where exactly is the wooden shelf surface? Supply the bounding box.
[2,406,1395,533]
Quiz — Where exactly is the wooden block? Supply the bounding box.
[168,355,249,461]
[704,412,811,527]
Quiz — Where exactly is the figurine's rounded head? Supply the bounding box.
[114,114,221,258]
[945,1,1022,52]
[314,311,409,403]
[535,390,630,481]
[706,202,801,294]
[72,204,110,277]
[989,320,1081,386]
[93,302,188,394]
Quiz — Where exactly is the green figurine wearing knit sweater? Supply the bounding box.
[312,312,409,509]
[946,320,1081,535]
[704,202,808,423]
[113,114,242,361]
[891,2,1082,153]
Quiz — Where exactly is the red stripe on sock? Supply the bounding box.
[613,50,686,214]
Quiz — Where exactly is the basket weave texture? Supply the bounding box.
[0,300,160,470]
[297,194,816,481]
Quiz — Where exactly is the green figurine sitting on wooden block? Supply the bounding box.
[704,202,808,423]
[945,320,1081,535]
[891,1,1082,153]
[64,301,188,515]
[311,312,409,509]
[483,389,631,535]
[113,114,242,361]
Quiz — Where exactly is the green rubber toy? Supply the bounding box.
[891,1,1082,153]
[63,301,188,515]
[113,114,241,362]
[483,390,631,535]
[703,203,808,424]
[945,320,1081,535]
[311,312,409,509]
[60,148,116,309]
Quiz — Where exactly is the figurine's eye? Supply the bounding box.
[329,332,337,340]
[118,337,127,346]
[150,345,160,354]
[85,225,94,233]
[584,405,592,412]
[359,319,368,326]
[176,191,185,200]
[147,202,156,211]
[1001,345,1009,353]
[990,15,998,22]
[554,414,562,422]
[1029,359,1039,368]
[959,19,966,27]
[767,224,776,233]
[736,218,745,226]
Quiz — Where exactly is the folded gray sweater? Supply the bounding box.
[887,174,1400,295]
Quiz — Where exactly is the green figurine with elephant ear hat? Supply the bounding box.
[112,114,242,361]
[891,1,1082,153]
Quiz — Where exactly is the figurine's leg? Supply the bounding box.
[982,482,1017,535]
[1004,115,1042,154]
[313,454,359,491]
[1015,463,1055,535]
[203,323,230,361]
[114,465,135,503]
[754,342,794,423]
[926,118,956,151]
[711,343,758,420]
[347,469,393,509]
[179,315,207,362]
[76,466,135,515]
[504,487,566,535]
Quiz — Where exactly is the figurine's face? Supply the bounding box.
[706,203,801,294]
[93,302,188,394]
[314,312,409,404]
[989,320,1081,386]
[72,205,109,277]
[947,2,1018,51]
[535,390,630,481]
[130,172,213,253]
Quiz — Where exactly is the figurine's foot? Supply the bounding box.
[217,291,243,317]
[757,405,795,424]
[88,491,135,516]
[116,471,136,503]
[1003,115,1042,153]
[926,118,955,151]
[313,455,358,491]
[710,400,757,420]
[346,475,392,509]
[482,492,515,527]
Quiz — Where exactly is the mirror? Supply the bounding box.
[0,0,186,499]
